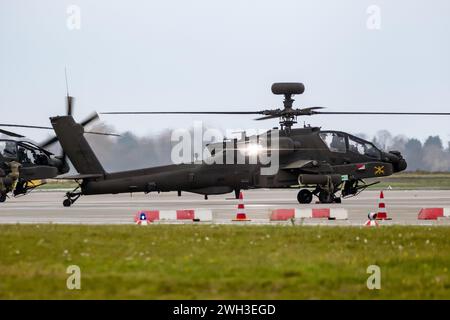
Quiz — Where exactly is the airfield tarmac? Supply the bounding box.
[0,189,450,225]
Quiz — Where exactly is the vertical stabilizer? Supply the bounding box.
[50,115,105,174]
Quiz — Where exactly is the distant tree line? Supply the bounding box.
[358,130,450,172]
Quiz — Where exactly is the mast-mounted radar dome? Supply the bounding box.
[271,83,305,96]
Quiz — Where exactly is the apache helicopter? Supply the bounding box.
[50,82,450,206]
[0,96,117,203]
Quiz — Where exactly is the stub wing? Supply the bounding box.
[56,173,103,180]
[281,160,316,170]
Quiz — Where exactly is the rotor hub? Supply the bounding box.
[271,83,305,132]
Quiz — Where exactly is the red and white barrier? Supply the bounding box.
[270,208,348,221]
[418,208,450,220]
[270,209,296,221]
[134,209,213,223]
[135,211,151,225]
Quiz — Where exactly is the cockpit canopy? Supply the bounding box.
[0,139,52,165]
[319,131,382,159]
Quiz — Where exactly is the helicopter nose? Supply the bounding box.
[388,151,407,172]
[395,157,407,172]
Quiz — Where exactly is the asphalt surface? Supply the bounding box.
[0,189,450,225]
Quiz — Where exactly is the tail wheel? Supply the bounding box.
[63,186,82,207]
[297,189,313,204]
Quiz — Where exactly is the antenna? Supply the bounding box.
[64,67,73,117]
[64,67,70,97]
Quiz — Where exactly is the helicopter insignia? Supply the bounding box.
[374,165,385,175]
[356,164,366,171]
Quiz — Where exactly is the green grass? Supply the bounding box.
[0,225,449,299]
[367,172,450,190]
[37,183,77,190]
[34,180,77,190]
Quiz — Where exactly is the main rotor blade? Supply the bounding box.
[84,131,121,137]
[101,108,326,118]
[101,111,264,115]
[313,111,450,115]
[79,113,120,135]
[254,107,325,120]
[0,123,52,130]
[101,106,450,128]
[80,112,100,127]
[0,128,25,138]
[39,136,59,149]
[254,115,280,121]
[0,121,118,136]
[301,106,326,111]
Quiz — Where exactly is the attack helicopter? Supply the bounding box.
[0,96,118,203]
[51,82,450,206]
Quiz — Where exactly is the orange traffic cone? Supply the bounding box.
[365,212,379,227]
[233,192,251,221]
[376,191,390,220]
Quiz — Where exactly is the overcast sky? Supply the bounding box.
[1,0,449,144]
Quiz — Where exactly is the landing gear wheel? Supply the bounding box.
[318,190,333,204]
[63,186,82,207]
[297,189,313,204]
[63,199,72,207]
[0,193,6,203]
[334,197,342,204]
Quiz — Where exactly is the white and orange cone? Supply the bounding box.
[376,191,390,220]
[233,192,251,221]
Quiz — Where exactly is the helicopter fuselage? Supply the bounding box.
[77,126,406,203]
